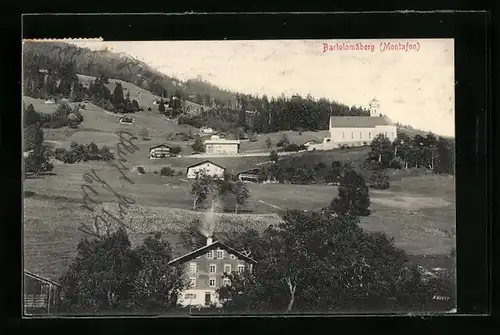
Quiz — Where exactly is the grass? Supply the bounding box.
[23,79,455,282]
[24,154,456,281]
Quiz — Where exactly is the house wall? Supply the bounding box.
[187,163,225,179]
[177,248,252,307]
[205,143,239,155]
[329,126,397,144]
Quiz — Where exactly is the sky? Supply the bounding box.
[73,39,455,137]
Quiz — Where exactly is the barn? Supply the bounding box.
[237,168,264,183]
[186,160,226,180]
[24,270,62,315]
[204,135,240,156]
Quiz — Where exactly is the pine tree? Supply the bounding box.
[330,169,371,216]
[113,83,125,112]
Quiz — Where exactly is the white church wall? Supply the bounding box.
[373,125,398,142]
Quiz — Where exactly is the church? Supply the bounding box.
[307,99,398,151]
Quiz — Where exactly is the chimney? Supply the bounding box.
[206,236,213,246]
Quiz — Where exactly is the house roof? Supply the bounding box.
[168,240,257,266]
[24,270,62,287]
[186,160,226,172]
[329,115,394,128]
[204,138,241,145]
[149,144,172,151]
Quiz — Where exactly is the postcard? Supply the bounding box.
[22,38,456,316]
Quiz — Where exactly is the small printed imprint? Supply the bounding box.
[23,37,103,43]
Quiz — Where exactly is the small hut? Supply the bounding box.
[24,270,62,315]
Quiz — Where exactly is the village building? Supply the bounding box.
[237,168,264,183]
[302,139,320,148]
[308,99,397,151]
[118,116,133,124]
[186,160,226,179]
[204,135,240,156]
[149,144,173,159]
[169,236,257,308]
[200,126,214,134]
[24,270,62,315]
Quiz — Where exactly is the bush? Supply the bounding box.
[389,157,403,169]
[137,167,145,174]
[160,167,176,177]
[54,142,114,163]
[276,134,290,147]
[282,143,300,152]
[170,146,182,155]
[369,170,390,190]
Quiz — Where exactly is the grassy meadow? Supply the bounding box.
[23,77,455,282]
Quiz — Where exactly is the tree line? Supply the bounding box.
[23,104,54,177]
[54,142,114,164]
[258,130,455,186]
[190,172,250,214]
[178,94,370,135]
[23,51,141,114]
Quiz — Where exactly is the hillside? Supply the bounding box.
[22,41,238,103]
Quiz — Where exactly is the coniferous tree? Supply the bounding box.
[330,169,371,216]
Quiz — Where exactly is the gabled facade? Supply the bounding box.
[186,160,226,179]
[204,135,240,156]
[169,237,257,308]
[149,144,173,159]
[237,168,264,183]
[24,270,62,315]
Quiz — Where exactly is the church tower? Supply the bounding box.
[369,98,380,117]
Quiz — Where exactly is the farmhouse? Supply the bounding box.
[308,98,397,151]
[149,144,173,159]
[24,270,62,315]
[169,236,257,308]
[204,135,240,156]
[118,116,133,124]
[237,168,264,183]
[200,126,214,134]
[302,140,320,147]
[186,160,226,179]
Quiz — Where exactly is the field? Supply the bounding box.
[24,151,456,281]
[23,77,455,283]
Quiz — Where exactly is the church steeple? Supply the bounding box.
[369,98,380,117]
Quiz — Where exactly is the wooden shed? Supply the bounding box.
[24,270,62,315]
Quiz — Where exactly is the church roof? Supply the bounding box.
[329,116,394,128]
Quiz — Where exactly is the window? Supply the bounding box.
[342,132,345,139]
[351,131,354,139]
[206,251,213,259]
[392,132,395,138]
[223,278,231,286]
[185,293,197,299]
[209,278,216,287]
[368,132,371,139]
[384,131,387,137]
[189,262,197,273]
[230,254,236,260]
[224,264,232,274]
[189,277,196,288]
[360,132,363,139]
[238,265,245,274]
[217,250,224,259]
[209,264,217,273]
